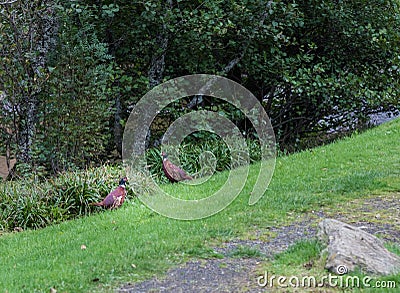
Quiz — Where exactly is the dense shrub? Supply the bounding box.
[146,138,262,183]
[0,165,131,231]
[0,137,262,231]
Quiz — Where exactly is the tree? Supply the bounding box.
[37,2,115,172]
[0,0,57,170]
[1,1,116,175]
[2,0,399,176]
[85,0,400,150]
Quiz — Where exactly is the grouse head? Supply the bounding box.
[119,177,128,188]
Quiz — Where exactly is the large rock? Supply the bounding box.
[318,218,400,276]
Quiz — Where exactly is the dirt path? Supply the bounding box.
[119,193,400,293]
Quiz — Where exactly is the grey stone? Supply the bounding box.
[318,218,400,276]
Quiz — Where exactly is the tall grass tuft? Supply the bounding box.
[0,165,130,231]
[146,138,261,183]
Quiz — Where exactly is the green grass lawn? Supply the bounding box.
[0,118,399,292]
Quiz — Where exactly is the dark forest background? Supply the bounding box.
[1,0,399,177]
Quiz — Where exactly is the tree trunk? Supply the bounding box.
[114,94,123,156]
[17,96,38,164]
[146,0,173,147]
[148,30,169,89]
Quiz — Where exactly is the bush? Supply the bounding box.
[0,138,261,231]
[146,138,262,183]
[0,165,130,231]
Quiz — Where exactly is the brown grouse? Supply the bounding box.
[161,152,193,183]
[91,177,128,209]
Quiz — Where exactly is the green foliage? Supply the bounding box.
[1,0,400,175]
[228,245,264,258]
[36,2,116,173]
[273,240,323,266]
[145,135,262,183]
[107,0,400,150]
[0,165,128,231]
[238,0,400,148]
[0,0,54,166]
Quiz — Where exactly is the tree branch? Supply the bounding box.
[187,1,274,109]
[0,0,17,5]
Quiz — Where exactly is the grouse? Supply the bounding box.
[91,177,128,209]
[161,152,193,183]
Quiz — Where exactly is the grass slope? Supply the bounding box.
[0,118,399,292]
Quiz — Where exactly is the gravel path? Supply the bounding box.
[119,194,400,293]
